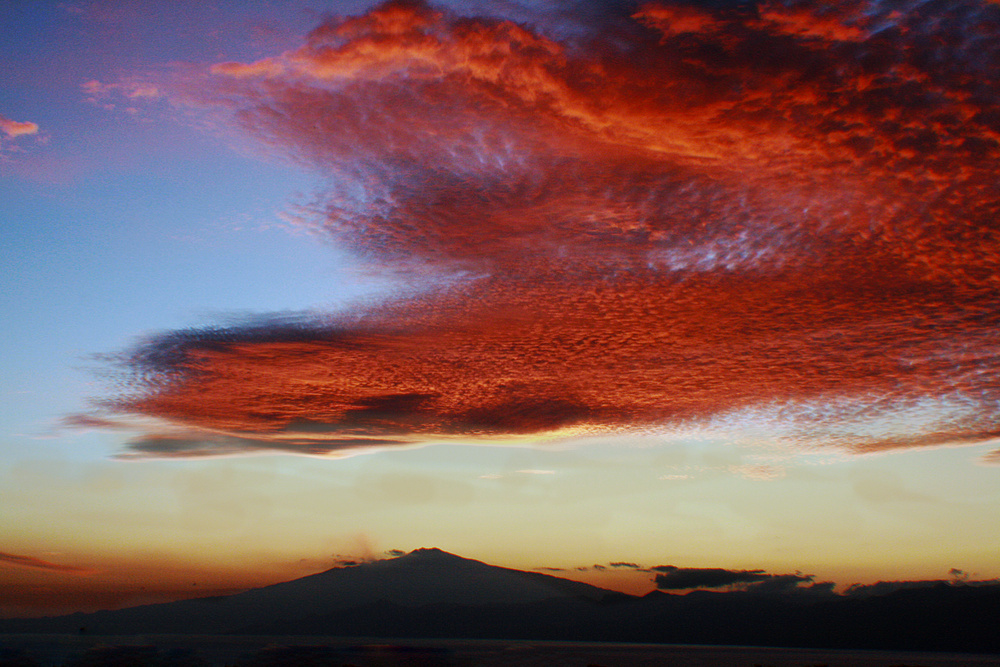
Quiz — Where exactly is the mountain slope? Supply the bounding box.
[237,548,614,609]
[0,549,623,635]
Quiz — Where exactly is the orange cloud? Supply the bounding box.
[755,1,870,42]
[86,1,1000,462]
[633,3,722,37]
[210,59,285,78]
[0,114,38,138]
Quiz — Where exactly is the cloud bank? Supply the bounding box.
[86,0,1000,461]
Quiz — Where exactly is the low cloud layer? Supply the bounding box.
[85,0,1000,461]
[649,563,1000,596]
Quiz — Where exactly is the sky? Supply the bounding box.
[2,0,1000,618]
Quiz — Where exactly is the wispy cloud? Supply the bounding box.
[0,551,94,575]
[82,0,1000,462]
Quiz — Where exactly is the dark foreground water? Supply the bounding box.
[1,635,996,667]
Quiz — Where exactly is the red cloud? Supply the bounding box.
[87,1,1000,462]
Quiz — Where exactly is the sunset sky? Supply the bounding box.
[3,0,1000,618]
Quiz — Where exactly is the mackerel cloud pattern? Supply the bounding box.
[87,1,1000,461]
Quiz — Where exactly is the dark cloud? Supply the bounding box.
[117,432,408,459]
[653,565,823,592]
[749,572,816,593]
[86,0,1000,461]
[653,566,771,590]
[843,577,1000,598]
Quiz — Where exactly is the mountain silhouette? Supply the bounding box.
[2,549,998,653]
[0,549,622,636]
[245,547,614,609]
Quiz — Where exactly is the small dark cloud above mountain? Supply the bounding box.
[653,566,766,589]
[653,566,816,591]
